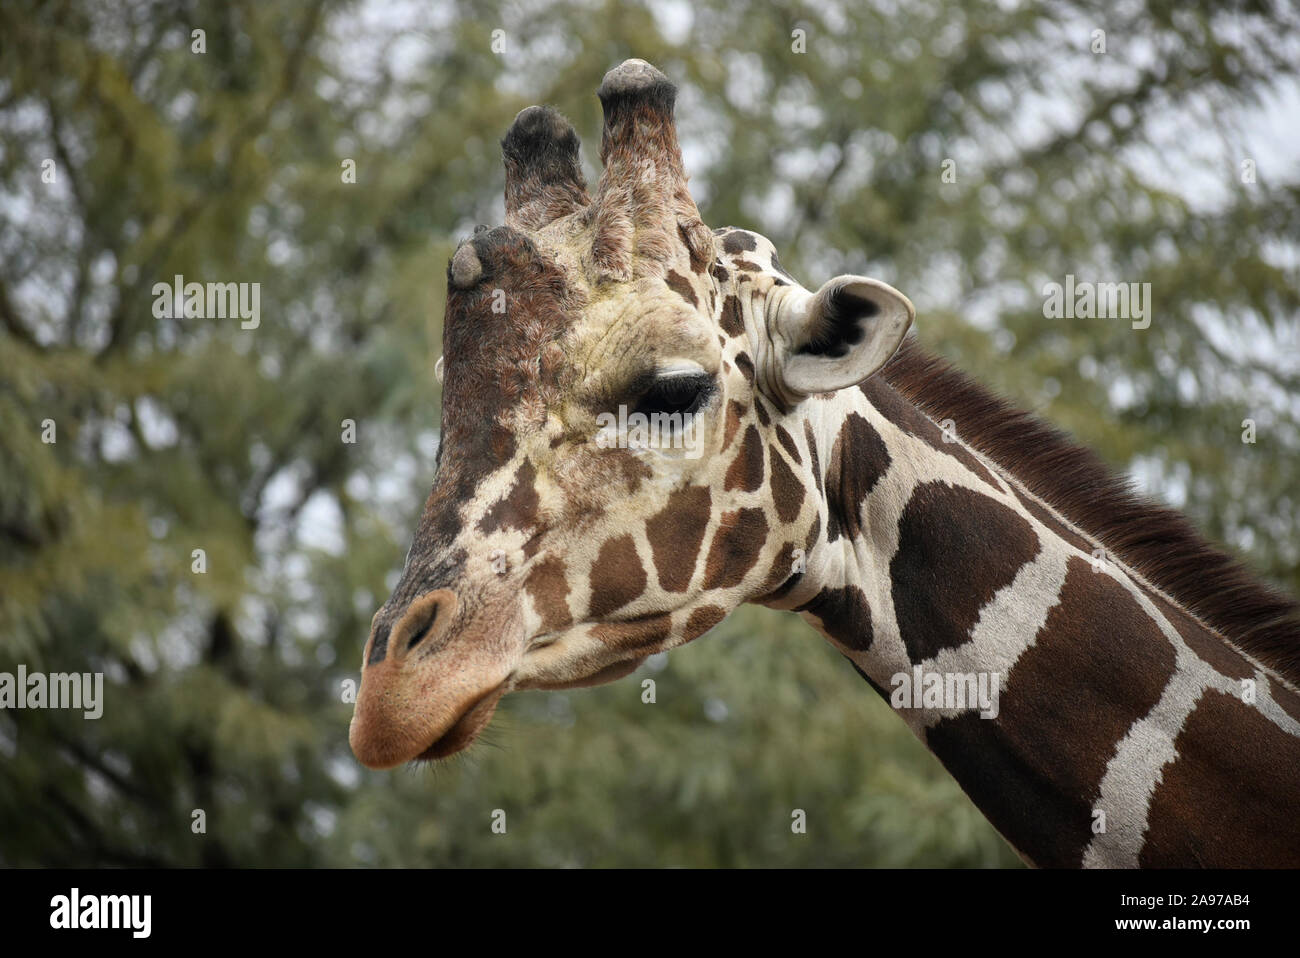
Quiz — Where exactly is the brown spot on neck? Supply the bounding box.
[824,411,890,544]
[927,554,1177,867]
[798,586,873,652]
[891,482,1040,662]
[803,420,824,500]
[1140,689,1300,866]
[879,336,1300,686]
[769,446,804,524]
[775,425,802,465]
[758,513,822,606]
[685,605,727,639]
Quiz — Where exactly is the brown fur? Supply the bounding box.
[890,481,1041,662]
[797,586,874,652]
[825,411,890,543]
[1140,689,1300,866]
[524,555,572,633]
[591,614,673,654]
[702,507,768,589]
[588,534,647,617]
[724,425,765,492]
[768,446,804,524]
[879,336,1300,683]
[645,486,712,592]
[927,555,1180,868]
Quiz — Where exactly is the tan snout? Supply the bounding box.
[348,589,514,769]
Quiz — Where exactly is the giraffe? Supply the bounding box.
[348,59,1300,868]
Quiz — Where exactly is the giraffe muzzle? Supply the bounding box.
[348,588,521,768]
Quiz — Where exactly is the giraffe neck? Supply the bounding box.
[765,375,1300,868]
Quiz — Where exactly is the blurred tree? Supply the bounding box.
[0,0,1295,866]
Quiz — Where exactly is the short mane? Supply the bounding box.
[880,336,1300,684]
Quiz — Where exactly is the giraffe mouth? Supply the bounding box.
[520,655,649,691]
[413,679,511,762]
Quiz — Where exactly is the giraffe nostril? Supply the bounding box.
[371,589,458,663]
[407,600,440,651]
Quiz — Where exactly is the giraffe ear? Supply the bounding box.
[771,275,914,403]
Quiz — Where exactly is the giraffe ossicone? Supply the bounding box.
[349,59,1300,869]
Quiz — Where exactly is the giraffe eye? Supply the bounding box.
[633,372,715,420]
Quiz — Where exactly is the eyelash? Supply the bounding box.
[632,373,715,419]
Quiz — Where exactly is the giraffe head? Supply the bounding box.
[349,60,914,768]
